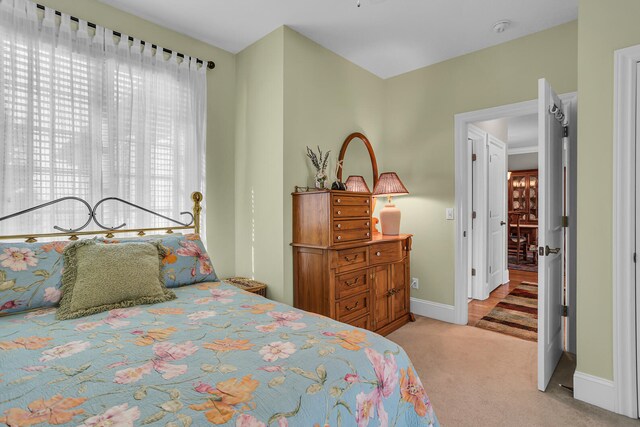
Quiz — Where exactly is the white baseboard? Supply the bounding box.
[410,298,456,323]
[573,371,616,413]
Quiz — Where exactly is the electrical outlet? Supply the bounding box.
[411,278,419,289]
[446,208,454,220]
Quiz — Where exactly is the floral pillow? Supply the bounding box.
[0,240,69,315]
[100,234,218,288]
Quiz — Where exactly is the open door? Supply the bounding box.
[488,136,507,292]
[538,78,566,391]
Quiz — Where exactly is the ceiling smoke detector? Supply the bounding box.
[493,20,512,33]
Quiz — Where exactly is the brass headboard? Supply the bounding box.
[0,191,203,243]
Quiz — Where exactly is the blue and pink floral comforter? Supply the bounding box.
[0,282,438,426]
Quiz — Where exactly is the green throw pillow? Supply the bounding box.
[57,240,176,320]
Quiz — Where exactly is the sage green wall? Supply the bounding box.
[282,27,386,304]
[234,28,286,301]
[509,153,538,171]
[383,21,578,305]
[35,0,238,278]
[576,0,640,381]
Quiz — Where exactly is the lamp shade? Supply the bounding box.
[373,172,409,198]
[345,175,370,193]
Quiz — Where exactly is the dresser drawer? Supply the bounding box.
[369,241,403,266]
[336,292,370,322]
[332,194,371,206]
[333,205,371,219]
[334,219,371,231]
[346,314,370,330]
[335,247,369,271]
[336,269,369,300]
[334,229,371,244]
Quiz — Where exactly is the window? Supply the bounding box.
[0,3,206,236]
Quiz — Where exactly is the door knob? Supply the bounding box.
[543,245,561,256]
[500,221,506,226]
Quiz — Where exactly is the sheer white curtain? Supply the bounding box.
[0,0,207,236]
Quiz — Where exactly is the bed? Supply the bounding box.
[0,194,438,426]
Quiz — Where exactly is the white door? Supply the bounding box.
[538,78,566,391]
[488,137,507,292]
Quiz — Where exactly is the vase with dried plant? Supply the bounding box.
[306,146,330,189]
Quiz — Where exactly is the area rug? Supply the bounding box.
[508,256,538,272]
[475,281,538,342]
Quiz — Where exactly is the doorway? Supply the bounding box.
[454,85,577,392]
[467,117,539,343]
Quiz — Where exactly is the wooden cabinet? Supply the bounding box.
[508,169,538,225]
[292,190,413,336]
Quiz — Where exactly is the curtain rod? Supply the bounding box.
[35,3,216,70]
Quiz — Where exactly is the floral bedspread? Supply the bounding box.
[0,282,438,426]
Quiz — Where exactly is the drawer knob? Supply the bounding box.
[366,210,370,214]
[337,199,342,203]
[344,255,359,262]
[337,235,342,240]
[376,251,381,257]
[337,224,342,229]
[366,222,370,226]
[366,199,370,204]
[345,301,359,311]
[366,232,370,237]
[337,210,342,215]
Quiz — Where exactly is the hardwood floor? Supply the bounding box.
[467,269,538,327]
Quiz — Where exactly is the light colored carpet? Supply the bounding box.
[388,316,640,427]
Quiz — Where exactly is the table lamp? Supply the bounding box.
[372,172,409,235]
[345,175,371,193]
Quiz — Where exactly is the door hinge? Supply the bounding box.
[563,126,569,138]
[472,153,477,162]
[471,268,476,277]
[562,305,569,317]
[634,253,637,263]
[472,211,477,219]
[561,216,569,228]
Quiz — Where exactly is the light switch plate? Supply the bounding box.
[446,208,455,220]
[411,278,419,289]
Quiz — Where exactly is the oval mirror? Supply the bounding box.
[337,133,379,192]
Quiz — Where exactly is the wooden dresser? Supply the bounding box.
[292,190,413,336]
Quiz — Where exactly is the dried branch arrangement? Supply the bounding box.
[306,146,330,174]
[307,146,331,189]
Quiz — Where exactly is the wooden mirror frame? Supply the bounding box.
[337,132,379,189]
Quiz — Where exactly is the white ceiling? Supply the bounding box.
[507,113,538,151]
[97,0,578,79]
